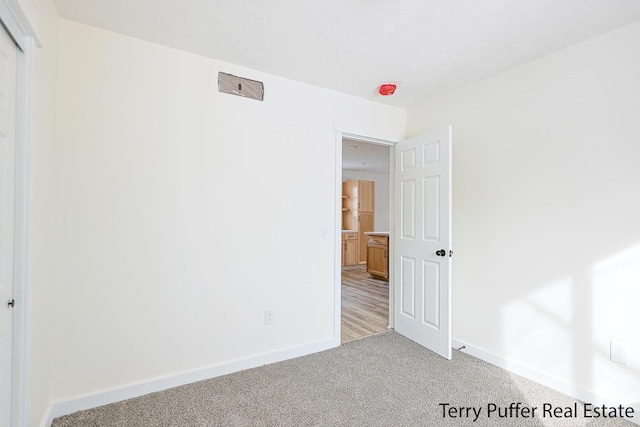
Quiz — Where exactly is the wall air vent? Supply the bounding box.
[218,72,264,101]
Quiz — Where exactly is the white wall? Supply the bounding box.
[29,18,405,425]
[342,171,390,231]
[408,21,640,419]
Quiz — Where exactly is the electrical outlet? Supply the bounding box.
[610,342,627,365]
[265,309,275,325]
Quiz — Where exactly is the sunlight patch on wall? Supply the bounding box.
[502,277,573,376]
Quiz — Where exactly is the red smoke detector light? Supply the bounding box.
[379,83,397,96]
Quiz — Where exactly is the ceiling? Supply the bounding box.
[52,0,640,109]
[343,139,390,174]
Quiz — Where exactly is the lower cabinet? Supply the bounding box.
[366,234,389,280]
[342,232,358,266]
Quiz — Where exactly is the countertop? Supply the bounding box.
[364,231,390,236]
[342,230,357,233]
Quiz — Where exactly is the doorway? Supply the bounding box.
[339,137,393,343]
[334,126,453,360]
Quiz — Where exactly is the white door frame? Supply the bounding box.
[0,1,39,426]
[333,125,402,344]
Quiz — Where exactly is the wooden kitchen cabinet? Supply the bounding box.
[366,233,389,280]
[341,181,357,231]
[358,180,375,213]
[342,232,358,266]
[358,212,374,264]
[342,180,375,264]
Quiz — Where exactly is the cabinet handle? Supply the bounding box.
[344,243,347,250]
[358,202,360,209]
[384,250,387,258]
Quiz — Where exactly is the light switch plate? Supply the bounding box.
[265,309,275,325]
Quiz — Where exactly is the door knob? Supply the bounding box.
[436,249,446,257]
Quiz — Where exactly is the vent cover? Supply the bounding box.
[218,72,264,101]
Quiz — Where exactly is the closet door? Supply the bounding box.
[0,22,18,427]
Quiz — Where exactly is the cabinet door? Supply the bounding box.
[367,245,388,278]
[358,212,374,263]
[358,181,375,213]
[343,239,358,266]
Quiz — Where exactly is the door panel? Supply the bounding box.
[394,126,452,359]
[422,260,440,327]
[423,176,440,241]
[400,180,415,239]
[400,256,416,318]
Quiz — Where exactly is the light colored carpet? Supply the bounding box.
[52,332,634,426]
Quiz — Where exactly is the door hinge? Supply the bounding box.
[449,250,453,257]
[8,299,15,308]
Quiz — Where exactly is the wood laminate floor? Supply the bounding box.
[341,265,389,343]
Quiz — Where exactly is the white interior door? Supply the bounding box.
[0,22,18,425]
[393,126,452,359]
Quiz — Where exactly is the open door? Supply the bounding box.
[393,126,452,359]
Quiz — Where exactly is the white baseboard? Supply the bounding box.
[44,337,339,427]
[452,339,639,426]
[40,404,54,427]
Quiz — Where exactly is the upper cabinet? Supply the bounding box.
[358,180,375,213]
